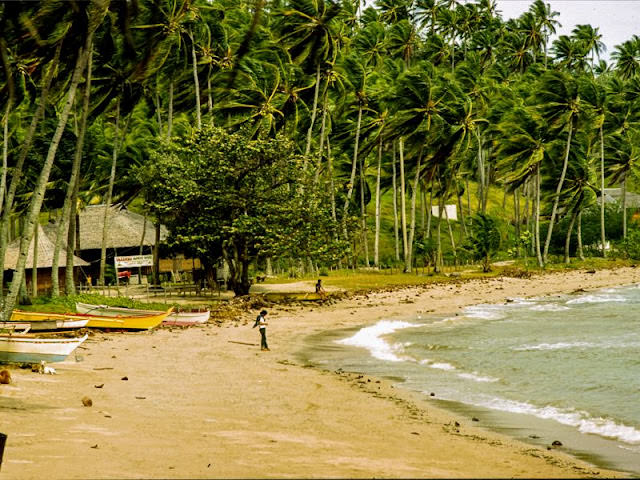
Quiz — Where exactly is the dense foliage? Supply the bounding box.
[1,0,640,309]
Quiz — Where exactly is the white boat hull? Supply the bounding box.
[75,303,209,325]
[0,334,88,364]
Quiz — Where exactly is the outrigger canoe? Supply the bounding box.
[11,308,173,330]
[75,302,209,326]
[0,332,88,364]
[0,318,88,331]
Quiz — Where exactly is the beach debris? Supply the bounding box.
[90,444,98,449]
[94,384,104,389]
[38,361,56,375]
[121,376,128,381]
[472,417,479,422]
[411,432,420,436]
[454,421,460,427]
[551,440,563,447]
[430,392,435,397]
[529,435,540,439]
[82,396,93,407]
[135,396,146,400]
[586,269,596,274]
[0,369,11,384]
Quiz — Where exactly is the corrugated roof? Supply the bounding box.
[77,204,168,250]
[4,223,89,270]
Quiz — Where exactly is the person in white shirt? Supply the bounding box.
[253,309,269,351]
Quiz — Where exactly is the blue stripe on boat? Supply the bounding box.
[0,352,69,364]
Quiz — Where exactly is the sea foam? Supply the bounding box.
[566,294,627,304]
[473,396,640,444]
[336,320,418,362]
[513,341,596,351]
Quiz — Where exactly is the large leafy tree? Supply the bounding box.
[141,126,345,295]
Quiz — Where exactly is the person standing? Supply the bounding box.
[253,309,269,351]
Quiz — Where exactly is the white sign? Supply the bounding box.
[114,254,153,269]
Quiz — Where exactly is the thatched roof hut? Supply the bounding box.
[4,224,89,270]
[77,204,168,250]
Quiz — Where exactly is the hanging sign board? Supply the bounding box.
[114,254,153,269]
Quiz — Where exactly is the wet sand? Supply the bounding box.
[1,267,639,478]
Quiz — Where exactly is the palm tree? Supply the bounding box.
[572,24,605,73]
[536,70,582,264]
[580,75,609,257]
[612,36,640,80]
[4,1,108,320]
[529,0,560,69]
[278,0,342,159]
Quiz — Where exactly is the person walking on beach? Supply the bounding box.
[315,279,327,299]
[253,309,269,351]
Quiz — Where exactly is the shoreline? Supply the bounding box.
[2,267,639,478]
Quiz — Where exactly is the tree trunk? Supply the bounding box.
[456,186,467,240]
[0,100,9,222]
[476,130,485,214]
[207,64,213,125]
[153,222,160,285]
[326,136,337,221]
[52,46,93,297]
[392,143,400,261]
[304,63,322,161]
[406,154,422,272]
[535,164,543,267]
[577,209,585,260]
[399,139,409,271]
[3,34,92,321]
[374,138,382,268]
[342,105,362,239]
[600,125,606,256]
[435,195,444,273]
[514,187,520,257]
[543,120,573,264]
[167,80,174,139]
[314,84,330,185]
[65,206,79,294]
[359,154,369,267]
[0,44,60,294]
[138,211,147,283]
[564,208,577,264]
[427,186,433,239]
[190,28,201,130]
[99,98,120,286]
[154,86,163,133]
[444,201,457,264]
[622,177,627,238]
[32,224,38,298]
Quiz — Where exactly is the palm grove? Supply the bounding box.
[0,0,639,308]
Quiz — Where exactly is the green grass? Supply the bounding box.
[20,293,191,314]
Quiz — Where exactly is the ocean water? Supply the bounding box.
[300,284,640,475]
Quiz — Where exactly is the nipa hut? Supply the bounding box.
[74,204,168,283]
[4,223,89,295]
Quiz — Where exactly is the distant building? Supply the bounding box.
[431,204,458,221]
[598,188,640,208]
[3,224,89,294]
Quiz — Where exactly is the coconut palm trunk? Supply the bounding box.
[326,136,337,221]
[577,209,585,260]
[600,125,606,256]
[392,143,400,261]
[190,28,202,130]
[374,138,382,268]
[399,139,409,271]
[406,154,423,272]
[342,105,363,239]
[359,155,369,267]
[564,208,578,264]
[543,120,574,264]
[167,80,174,139]
[304,63,322,160]
[52,47,93,297]
[0,44,60,292]
[99,98,120,286]
[535,164,543,267]
[444,201,457,265]
[32,224,38,298]
[622,177,627,238]
[3,35,93,320]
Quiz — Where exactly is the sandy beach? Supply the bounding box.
[2,267,639,478]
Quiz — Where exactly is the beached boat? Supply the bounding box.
[11,308,172,330]
[0,332,88,363]
[0,318,88,331]
[75,302,209,326]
